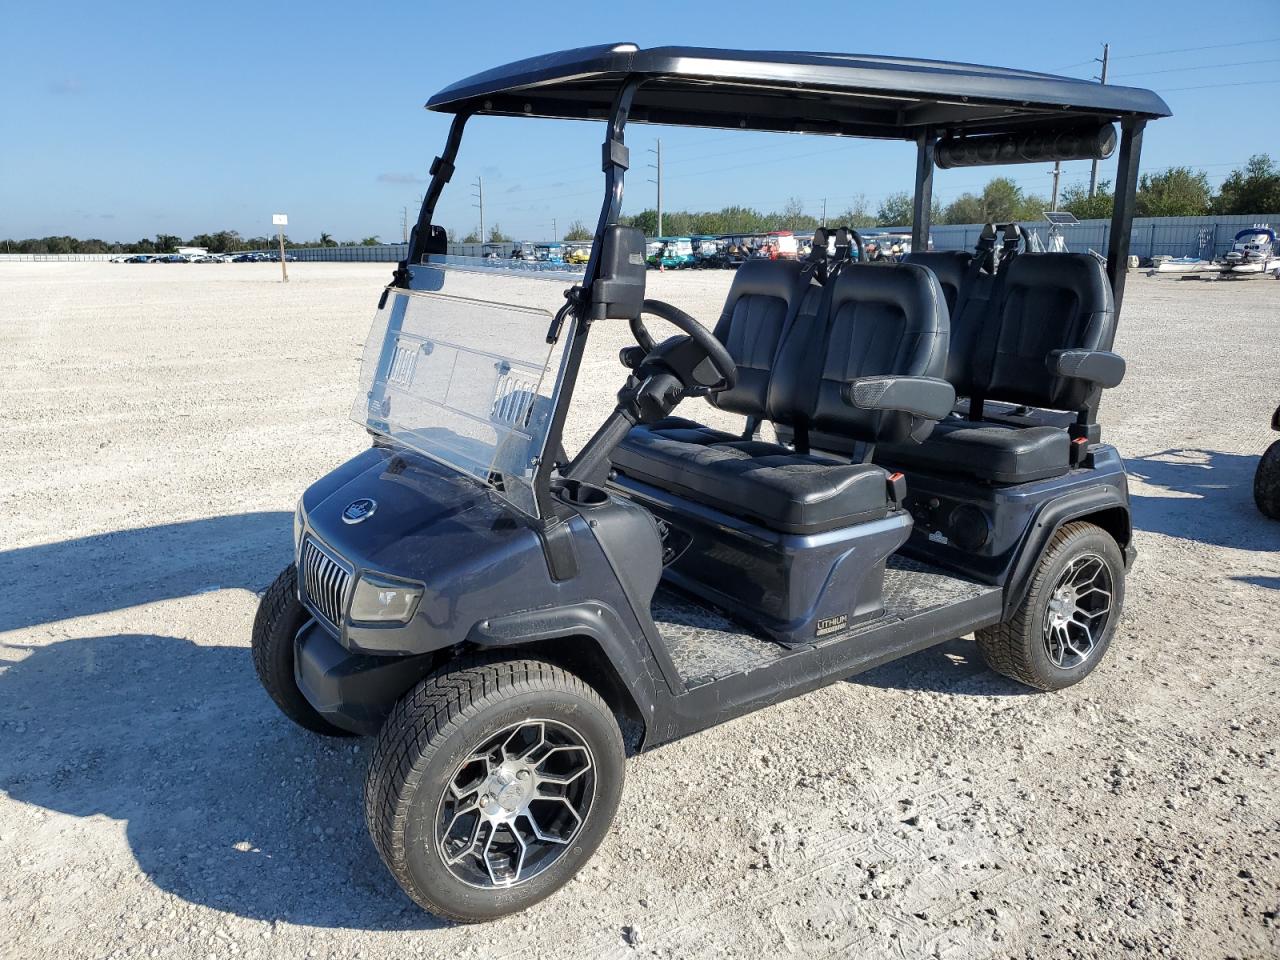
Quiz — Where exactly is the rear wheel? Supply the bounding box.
[977,522,1125,691]
[364,657,625,922]
[251,564,355,737]
[1254,439,1280,519]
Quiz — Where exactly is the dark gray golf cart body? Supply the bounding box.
[291,44,1169,746]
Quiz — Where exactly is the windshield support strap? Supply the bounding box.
[603,139,630,172]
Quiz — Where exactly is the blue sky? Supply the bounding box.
[2,2,1277,243]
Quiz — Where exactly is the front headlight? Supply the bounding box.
[349,574,423,624]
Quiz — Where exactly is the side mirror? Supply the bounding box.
[590,225,647,321]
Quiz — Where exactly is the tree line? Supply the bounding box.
[8,156,1277,254]
[1,229,389,256]
[615,154,1280,236]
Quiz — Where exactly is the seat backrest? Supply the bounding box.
[903,251,970,314]
[708,257,808,418]
[769,262,949,444]
[975,252,1115,411]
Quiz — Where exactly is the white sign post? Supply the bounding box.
[272,214,289,282]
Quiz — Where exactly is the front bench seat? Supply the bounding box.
[614,262,953,533]
[877,253,1117,483]
[614,432,890,533]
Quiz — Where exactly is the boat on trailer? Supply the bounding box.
[1219,226,1278,276]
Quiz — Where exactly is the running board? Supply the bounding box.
[645,559,1002,743]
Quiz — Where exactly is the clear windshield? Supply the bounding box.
[352,255,585,517]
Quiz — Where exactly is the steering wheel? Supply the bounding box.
[628,299,738,394]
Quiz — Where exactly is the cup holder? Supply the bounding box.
[555,479,610,508]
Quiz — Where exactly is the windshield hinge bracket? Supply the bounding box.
[546,285,587,344]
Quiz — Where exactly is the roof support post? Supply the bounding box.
[1106,116,1145,319]
[406,112,470,265]
[910,129,936,253]
[532,76,641,519]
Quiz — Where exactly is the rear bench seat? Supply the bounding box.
[876,251,1119,483]
[611,261,951,533]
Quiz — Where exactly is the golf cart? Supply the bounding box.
[1256,404,1280,519]
[251,44,1169,922]
[647,235,695,269]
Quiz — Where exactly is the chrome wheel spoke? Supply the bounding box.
[1042,552,1114,670]
[443,812,485,865]
[435,718,596,890]
[535,745,592,786]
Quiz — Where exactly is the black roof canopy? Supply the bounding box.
[426,44,1170,139]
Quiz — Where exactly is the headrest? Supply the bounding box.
[729,257,806,300]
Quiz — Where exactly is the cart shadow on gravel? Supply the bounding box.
[0,632,441,931]
[0,511,293,634]
[848,636,1033,696]
[1125,448,1280,550]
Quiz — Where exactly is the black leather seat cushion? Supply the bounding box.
[613,423,890,534]
[877,419,1069,483]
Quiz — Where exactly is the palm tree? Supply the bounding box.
[319,232,336,247]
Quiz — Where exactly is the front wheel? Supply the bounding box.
[251,564,355,736]
[364,658,625,922]
[1254,439,1280,519]
[976,521,1125,691]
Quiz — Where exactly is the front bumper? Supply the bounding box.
[294,619,437,735]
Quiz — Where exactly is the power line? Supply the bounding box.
[1111,37,1280,61]
[1113,57,1280,79]
[1161,78,1280,92]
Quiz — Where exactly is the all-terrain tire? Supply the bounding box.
[251,564,355,737]
[364,657,625,922]
[1254,439,1280,520]
[976,521,1125,691]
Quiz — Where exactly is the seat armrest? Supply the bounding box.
[1047,349,1126,388]
[840,376,956,421]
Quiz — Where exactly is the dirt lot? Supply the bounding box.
[1,261,1278,960]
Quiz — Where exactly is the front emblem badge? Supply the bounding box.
[342,498,377,524]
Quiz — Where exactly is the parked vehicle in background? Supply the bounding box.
[1256,404,1280,519]
[721,234,763,267]
[565,243,592,265]
[534,242,565,264]
[1220,226,1278,277]
[482,243,504,260]
[647,236,695,269]
[691,236,725,268]
[760,230,798,259]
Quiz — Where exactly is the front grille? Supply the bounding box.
[300,537,353,630]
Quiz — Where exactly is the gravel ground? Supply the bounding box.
[1,261,1278,960]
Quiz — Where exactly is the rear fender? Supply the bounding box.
[1003,486,1131,618]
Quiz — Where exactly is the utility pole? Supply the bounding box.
[648,139,663,237]
[1050,161,1062,211]
[552,218,557,242]
[821,198,828,228]
[1088,42,1110,198]
[401,206,409,244]
[472,175,485,244]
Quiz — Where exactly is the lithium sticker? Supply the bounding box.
[816,614,848,637]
